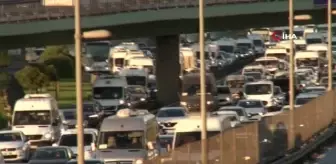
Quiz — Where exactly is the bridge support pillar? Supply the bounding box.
[155,35,180,106]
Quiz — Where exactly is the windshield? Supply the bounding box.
[32,148,68,160]
[63,111,76,120]
[127,86,146,94]
[93,87,123,99]
[266,53,287,60]
[174,131,219,148]
[196,52,212,60]
[226,80,244,88]
[294,30,304,38]
[255,60,279,67]
[183,84,211,95]
[244,68,262,73]
[217,87,230,94]
[238,101,263,108]
[13,110,50,125]
[114,58,124,67]
[296,58,318,67]
[219,45,234,53]
[253,40,263,46]
[237,43,252,49]
[245,84,272,95]
[306,38,322,44]
[244,73,261,80]
[59,134,93,146]
[98,131,144,149]
[0,133,22,142]
[296,97,314,105]
[126,76,146,86]
[85,42,110,62]
[157,109,185,118]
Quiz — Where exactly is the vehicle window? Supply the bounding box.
[253,40,263,46]
[93,87,123,99]
[0,133,22,142]
[296,97,315,105]
[219,45,234,53]
[13,110,51,125]
[303,88,326,93]
[243,72,261,80]
[238,101,263,108]
[174,131,219,147]
[296,58,318,67]
[228,116,238,121]
[63,111,76,120]
[183,84,212,95]
[306,38,322,44]
[226,80,244,88]
[98,131,144,149]
[222,109,244,116]
[244,84,272,95]
[32,148,68,160]
[59,134,93,146]
[217,87,230,94]
[85,42,110,62]
[125,76,146,86]
[157,109,185,118]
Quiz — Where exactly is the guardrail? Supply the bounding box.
[0,0,285,23]
[144,90,336,164]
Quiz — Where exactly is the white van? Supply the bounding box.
[180,47,196,71]
[306,43,328,59]
[293,39,307,51]
[92,75,128,114]
[119,68,148,87]
[255,57,288,74]
[168,114,231,162]
[244,81,275,107]
[12,94,60,148]
[265,47,288,60]
[248,34,265,55]
[109,46,128,73]
[127,57,154,75]
[94,109,158,163]
[295,51,326,70]
[305,33,325,45]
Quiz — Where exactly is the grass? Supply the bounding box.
[25,79,92,108]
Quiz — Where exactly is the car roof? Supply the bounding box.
[159,107,185,111]
[219,106,244,110]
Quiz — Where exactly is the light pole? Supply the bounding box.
[328,0,333,91]
[199,0,208,163]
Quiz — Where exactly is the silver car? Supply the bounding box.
[236,99,266,120]
[0,130,30,162]
[156,107,187,134]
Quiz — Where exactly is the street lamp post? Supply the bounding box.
[328,0,333,91]
[199,0,208,163]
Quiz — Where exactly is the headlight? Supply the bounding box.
[84,66,92,71]
[119,100,125,104]
[140,98,146,101]
[226,97,230,101]
[135,159,144,164]
[44,132,51,139]
[180,102,187,106]
[206,101,213,105]
[104,66,109,70]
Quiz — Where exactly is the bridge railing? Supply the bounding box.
[144,90,336,164]
[0,0,284,23]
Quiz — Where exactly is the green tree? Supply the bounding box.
[40,46,74,79]
[15,65,50,93]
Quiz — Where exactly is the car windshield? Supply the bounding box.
[220,108,244,116]
[125,76,146,86]
[296,97,315,105]
[0,133,22,142]
[253,40,263,46]
[32,148,68,160]
[93,87,123,99]
[296,58,319,67]
[244,72,261,80]
[59,134,93,146]
[238,101,263,108]
[266,53,287,60]
[174,131,219,148]
[63,111,76,120]
[226,80,244,88]
[127,86,146,94]
[98,131,144,149]
[306,38,322,44]
[183,84,211,95]
[217,87,231,94]
[85,42,110,62]
[157,109,186,118]
[13,110,50,125]
[219,45,234,53]
[245,84,272,95]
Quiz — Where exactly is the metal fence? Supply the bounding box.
[144,90,336,164]
[0,0,286,23]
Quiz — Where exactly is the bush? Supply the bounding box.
[40,46,74,79]
[15,65,50,92]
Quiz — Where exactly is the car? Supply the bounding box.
[216,85,232,106]
[0,130,30,162]
[218,106,258,122]
[156,106,188,134]
[236,99,266,119]
[301,86,326,94]
[53,129,97,159]
[29,146,76,164]
[67,159,104,164]
[212,110,241,127]
[83,101,104,128]
[59,109,88,131]
[295,93,320,107]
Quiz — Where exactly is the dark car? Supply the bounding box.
[29,146,76,164]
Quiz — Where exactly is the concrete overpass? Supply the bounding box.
[0,0,330,47]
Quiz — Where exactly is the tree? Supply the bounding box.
[15,65,50,93]
[39,45,70,61]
